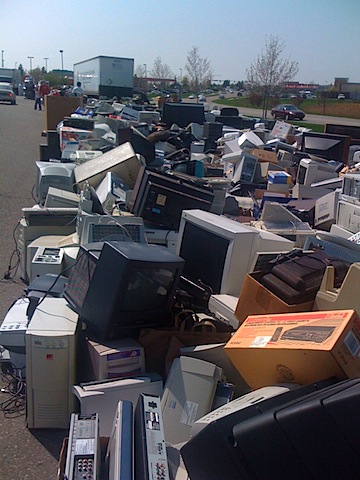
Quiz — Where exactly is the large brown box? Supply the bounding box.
[45,95,82,130]
[225,309,360,390]
[235,271,314,325]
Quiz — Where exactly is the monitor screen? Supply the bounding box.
[64,241,184,340]
[301,132,351,164]
[128,167,214,230]
[162,102,205,128]
[176,209,293,299]
[179,221,229,293]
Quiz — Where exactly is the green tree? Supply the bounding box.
[246,35,299,118]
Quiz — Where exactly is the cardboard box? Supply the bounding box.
[45,95,82,131]
[225,310,360,390]
[271,120,294,138]
[59,126,95,151]
[235,271,314,325]
[250,148,278,163]
[268,170,292,184]
[267,182,291,193]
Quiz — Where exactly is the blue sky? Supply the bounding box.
[1,0,359,85]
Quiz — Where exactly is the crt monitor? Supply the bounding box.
[128,166,214,230]
[35,161,77,206]
[175,209,293,298]
[300,131,351,164]
[64,241,184,340]
[296,158,339,186]
[162,102,205,128]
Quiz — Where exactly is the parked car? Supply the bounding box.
[0,82,16,105]
[271,104,305,120]
[337,94,346,100]
[198,94,206,102]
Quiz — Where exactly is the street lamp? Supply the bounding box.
[1,50,4,68]
[44,57,49,72]
[59,50,64,70]
[27,56,34,71]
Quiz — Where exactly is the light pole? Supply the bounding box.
[1,50,4,68]
[59,50,64,70]
[44,57,49,72]
[143,64,147,90]
[179,68,182,83]
[27,56,34,71]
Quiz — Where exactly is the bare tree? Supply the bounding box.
[246,35,299,118]
[149,57,174,88]
[134,64,147,90]
[185,46,213,92]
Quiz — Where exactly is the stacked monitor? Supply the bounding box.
[128,167,214,230]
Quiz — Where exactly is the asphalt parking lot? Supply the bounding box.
[0,96,66,480]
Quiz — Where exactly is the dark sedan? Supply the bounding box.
[271,104,305,120]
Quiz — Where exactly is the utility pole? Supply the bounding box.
[1,50,4,68]
[27,56,34,71]
[59,50,64,70]
[44,57,49,72]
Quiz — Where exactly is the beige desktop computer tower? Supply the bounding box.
[26,298,79,428]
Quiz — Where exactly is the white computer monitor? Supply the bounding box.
[74,142,142,190]
[175,209,294,298]
[35,161,77,205]
[296,158,338,186]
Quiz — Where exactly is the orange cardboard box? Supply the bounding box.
[250,148,278,164]
[235,272,314,325]
[224,310,360,390]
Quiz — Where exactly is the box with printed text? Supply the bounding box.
[225,309,360,390]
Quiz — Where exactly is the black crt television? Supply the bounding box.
[128,166,214,230]
[300,131,351,164]
[162,102,205,128]
[325,123,360,144]
[64,241,184,340]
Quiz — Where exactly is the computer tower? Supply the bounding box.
[26,298,79,428]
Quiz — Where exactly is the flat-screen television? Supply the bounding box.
[296,158,339,186]
[128,167,214,230]
[64,241,184,340]
[300,131,351,164]
[175,209,293,298]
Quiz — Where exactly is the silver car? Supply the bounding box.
[0,82,16,105]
